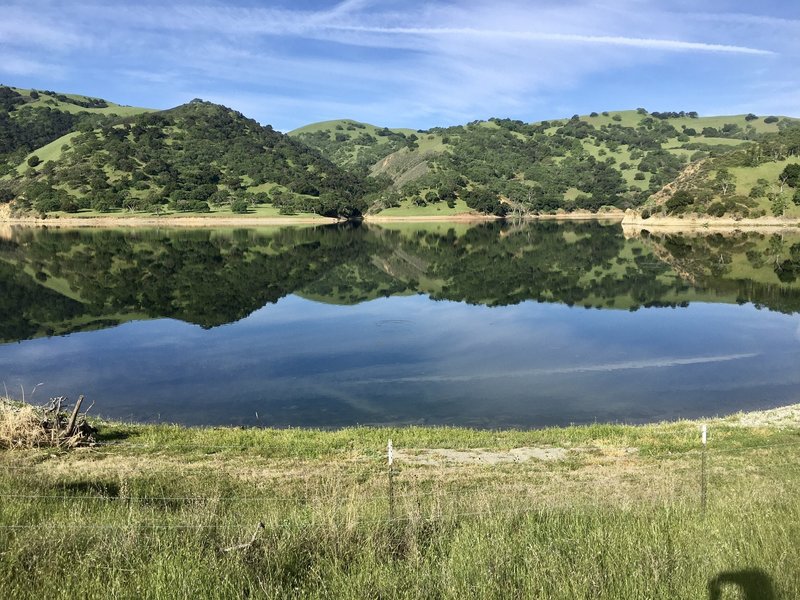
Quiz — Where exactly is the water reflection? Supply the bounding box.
[1,222,799,427]
[2,222,800,343]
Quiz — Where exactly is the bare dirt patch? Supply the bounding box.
[397,446,636,466]
[0,214,338,228]
[623,211,800,232]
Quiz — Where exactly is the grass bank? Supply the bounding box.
[1,402,799,598]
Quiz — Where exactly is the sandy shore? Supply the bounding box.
[364,209,627,223]
[2,204,799,230]
[621,211,800,232]
[0,207,625,228]
[0,213,338,228]
[363,213,499,223]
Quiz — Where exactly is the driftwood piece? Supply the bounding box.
[65,395,85,437]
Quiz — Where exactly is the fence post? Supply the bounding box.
[387,439,395,522]
[700,424,707,515]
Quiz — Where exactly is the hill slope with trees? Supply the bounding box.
[292,110,798,218]
[2,99,384,218]
[0,86,153,179]
[639,123,800,220]
[2,83,799,220]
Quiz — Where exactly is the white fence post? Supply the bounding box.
[700,424,708,514]
[387,439,395,522]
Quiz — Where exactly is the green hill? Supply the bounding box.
[2,85,799,220]
[0,86,154,176]
[3,100,381,218]
[291,110,798,218]
[640,124,800,220]
[289,119,419,173]
[7,87,154,117]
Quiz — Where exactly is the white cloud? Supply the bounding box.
[0,0,794,128]
[327,26,773,55]
[688,12,800,29]
[0,54,60,77]
[0,9,84,49]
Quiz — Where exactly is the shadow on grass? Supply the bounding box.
[59,479,120,497]
[708,569,775,600]
[57,480,199,509]
[96,428,137,442]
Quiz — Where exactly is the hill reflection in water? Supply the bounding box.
[1,221,799,427]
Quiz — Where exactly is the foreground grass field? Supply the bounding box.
[1,402,799,599]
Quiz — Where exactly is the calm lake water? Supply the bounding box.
[1,221,799,427]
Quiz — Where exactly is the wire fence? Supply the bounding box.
[1,431,799,535]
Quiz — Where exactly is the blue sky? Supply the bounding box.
[1,0,798,131]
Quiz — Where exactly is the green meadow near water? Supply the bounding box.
[1,405,799,599]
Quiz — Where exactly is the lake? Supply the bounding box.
[1,220,799,428]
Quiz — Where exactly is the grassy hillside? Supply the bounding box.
[290,119,420,172]
[292,109,797,218]
[640,124,800,220]
[9,87,154,117]
[3,85,798,220]
[2,402,799,598]
[11,131,80,176]
[0,86,153,179]
[2,100,381,218]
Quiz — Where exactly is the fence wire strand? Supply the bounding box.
[2,434,799,534]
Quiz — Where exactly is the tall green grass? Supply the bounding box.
[1,415,798,598]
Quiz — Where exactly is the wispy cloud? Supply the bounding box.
[0,54,61,77]
[688,12,800,29]
[327,26,774,55]
[0,0,795,129]
[0,8,85,49]
[344,353,760,385]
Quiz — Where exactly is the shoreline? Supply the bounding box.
[4,395,797,433]
[620,211,800,231]
[0,215,339,228]
[110,401,800,431]
[91,402,800,431]
[2,207,800,230]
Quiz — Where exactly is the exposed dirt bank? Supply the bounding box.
[3,205,799,230]
[0,213,338,228]
[0,209,624,227]
[622,210,800,232]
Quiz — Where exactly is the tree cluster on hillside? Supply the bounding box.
[4,86,798,218]
[388,116,676,214]
[6,100,386,218]
[34,90,109,109]
[305,111,791,216]
[0,86,114,173]
[652,123,800,218]
[293,121,413,172]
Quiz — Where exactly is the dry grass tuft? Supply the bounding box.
[0,400,44,448]
[0,396,96,449]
